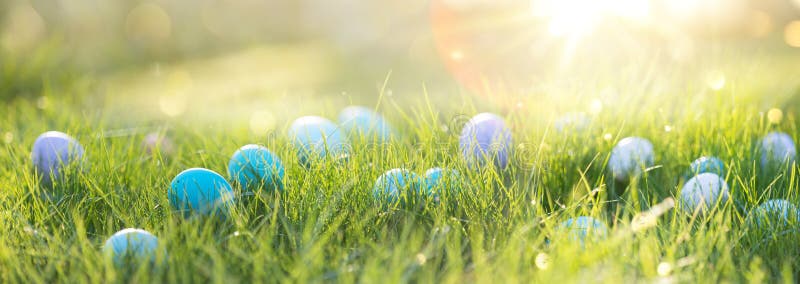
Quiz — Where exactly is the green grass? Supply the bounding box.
[1,47,800,283]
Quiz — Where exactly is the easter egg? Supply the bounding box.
[759,132,796,168]
[288,116,349,166]
[373,168,424,205]
[748,199,800,228]
[607,137,654,182]
[103,228,162,266]
[31,131,85,187]
[679,173,730,215]
[168,168,235,217]
[338,106,394,142]
[690,156,725,177]
[228,144,285,193]
[554,112,590,132]
[143,132,174,155]
[459,113,513,169]
[424,167,462,200]
[558,216,609,245]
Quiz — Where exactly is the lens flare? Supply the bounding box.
[535,0,604,36]
[785,21,800,48]
[532,0,650,37]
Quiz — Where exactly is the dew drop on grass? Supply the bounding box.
[415,253,427,265]
[23,226,39,237]
[535,253,550,270]
[657,262,673,276]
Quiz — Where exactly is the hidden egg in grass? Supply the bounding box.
[558,216,609,245]
[690,156,725,177]
[31,131,85,187]
[373,168,425,205]
[759,132,796,168]
[103,228,162,266]
[607,137,654,182]
[748,199,800,229]
[289,116,349,167]
[168,168,235,217]
[459,113,513,169]
[678,173,730,215]
[424,167,462,201]
[143,132,174,155]
[228,144,285,193]
[554,112,590,132]
[338,106,395,142]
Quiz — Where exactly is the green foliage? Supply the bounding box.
[0,38,78,101]
[1,52,799,283]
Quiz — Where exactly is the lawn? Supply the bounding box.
[1,43,800,283]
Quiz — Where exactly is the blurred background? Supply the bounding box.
[1,0,800,126]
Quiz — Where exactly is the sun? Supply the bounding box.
[534,0,605,36]
[531,0,650,37]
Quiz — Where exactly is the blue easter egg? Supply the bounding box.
[31,131,85,187]
[558,216,608,245]
[373,168,424,205]
[760,132,796,167]
[554,112,590,132]
[338,106,394,142]
[424,167,462,198]
[288,116,349,166]
[459,113,513,169]
[690,156,725,177]
[228,145,285,193]
[749,199,800,228]
[678,173,730,215]
[607,136,655,182]
[103,228,162,266]
[168,168,235,217]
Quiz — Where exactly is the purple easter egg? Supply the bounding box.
[143,132,174,155]
[459,113,513,169]
[31,131,84,186]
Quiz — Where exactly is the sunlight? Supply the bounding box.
[665,0,698,16]
[534,0,605,36]
[609,0,650,20]
[532,0,650,37]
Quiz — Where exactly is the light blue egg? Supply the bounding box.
[759,132,796,167]
[228,145,285,193]
[554,112,590,132]
[424,168,462,201]
[168,168,235,217]
[288,116,349,166]
[690,156,725,177]
[749,199,800,228]
[373,168,424,205]
[607,137,654,182]
[338,106,394,142]
[459,113,513,169]
[558,216,608,245]
[103,228,161,266]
